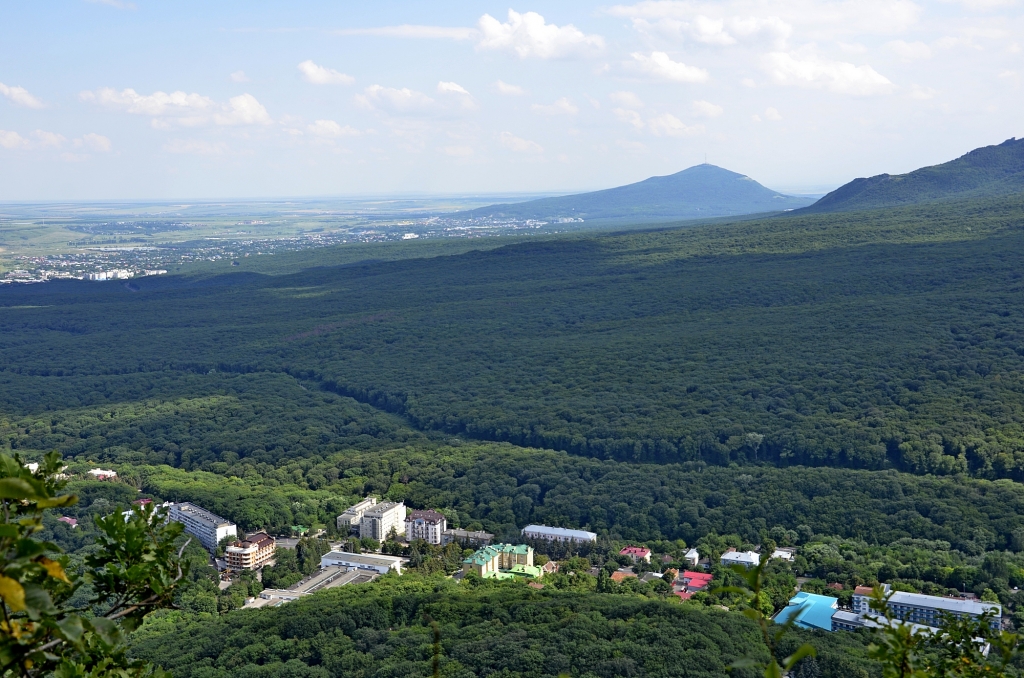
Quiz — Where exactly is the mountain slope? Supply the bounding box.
[803,137,1024,213]
[462,164,815,222]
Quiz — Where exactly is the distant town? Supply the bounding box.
[0,202,587,284]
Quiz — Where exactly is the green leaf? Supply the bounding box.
[88,617,121,647]
[57,614,85,643]
[0,477,38,500]
[23,582,58,618]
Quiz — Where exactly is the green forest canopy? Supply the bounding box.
[4,193,1024,478]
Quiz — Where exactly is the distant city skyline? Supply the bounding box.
[1,0,1022,200]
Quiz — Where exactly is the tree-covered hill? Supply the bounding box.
[128,574,874,678]
[4,193,1024,479]
[462,163,814,222]
[803,137,1024,213]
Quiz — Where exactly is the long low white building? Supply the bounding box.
[320,550,405,575]
[521,524,597,544]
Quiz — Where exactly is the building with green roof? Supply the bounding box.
[462,543,535,579]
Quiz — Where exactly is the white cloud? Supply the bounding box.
[613,107,645,129]
[356,85,435,113]
[82,88,271,126]
[443,145,475,157]
[499,131,544,153]
[616,139,648,152]
[81,88,214,116]
[297,60,354,85]
[85,0,136,9]
[532,97,579,115]
[213,94,272,125]
[437,81,477,110]
[437,81,470,96]
[307,119,360,138]
[887,40,931,59]
[477,9,605,59]
[909,84,937,99]
[230,70,250,83]
[648,113,704,137]
[628,51,710,83]
[609,91,645,108]
[80,133,112,151]
[32,130,66,147]
[162,139,228,155]
[764,106,782,120]
[0,130,30,149]
[334,25,476,39]
[0,82,45,109]
[608,1,921,37]
[692,99,724,117]
[627,14,792,47]
[839,42,868,54]
[762,52,894,95]
[495,80,528,96]
[495,80,526,96]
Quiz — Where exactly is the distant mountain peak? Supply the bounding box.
[464,163,813,223]
[802,138,1024,214]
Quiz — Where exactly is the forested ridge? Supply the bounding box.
[4,193,1024,477]
[127,575,876,678]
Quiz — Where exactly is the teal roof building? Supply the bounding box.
[774,592,839,632]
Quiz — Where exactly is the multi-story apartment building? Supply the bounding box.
[521,524,597,544]
[404,509,446,544]
[462,543,536,579]
[441,529,494,547]
[359,501,406,541]
[337,497,378,534]
[852,585,1001,629]
[225,533,276,570]
[168,502,237,552]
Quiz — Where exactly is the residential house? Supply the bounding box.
[619,546,651,564]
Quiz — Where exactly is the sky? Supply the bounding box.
[0,0,1022,200]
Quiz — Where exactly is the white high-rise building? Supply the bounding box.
[359,501,405,541]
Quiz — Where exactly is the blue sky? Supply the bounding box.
[0,0,1022,199]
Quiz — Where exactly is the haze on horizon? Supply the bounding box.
[1,0,1022,201]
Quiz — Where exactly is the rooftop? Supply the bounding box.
[620,546,651,556]
[364,501,404,517]
[321,550,404,567]
[889,591,1001,616]
[522,524,597,540]
[171,502,234,528]
[775,592,839,631]
[721,551,760,565]
[408,509,445,523]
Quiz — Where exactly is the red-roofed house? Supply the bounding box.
[678,570,713,594]
[620,546,652,564]
[57,516,77,528]
[610,569,637,583]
